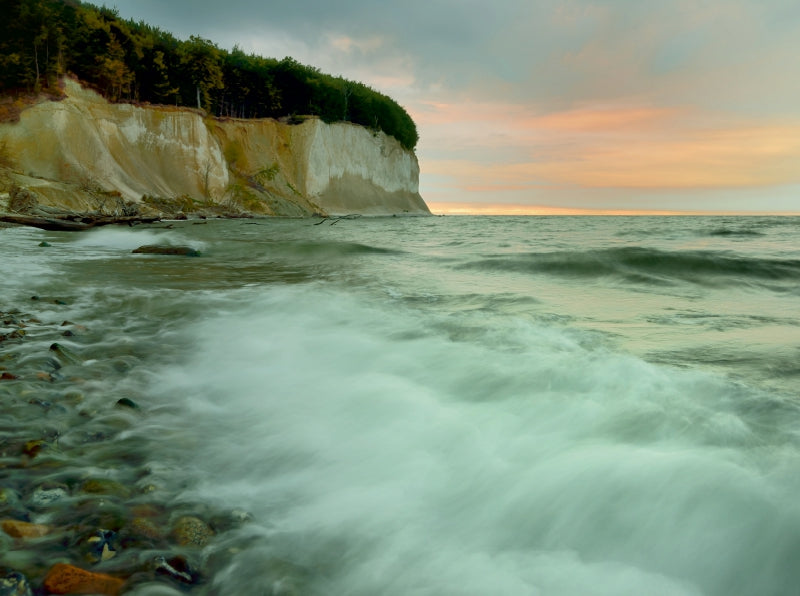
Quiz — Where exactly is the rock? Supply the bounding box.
[1,519,51,539]
[0,489,21,510]
[28,485,68,509]
[115,397,140,410]
[0,571,32,596]
[128,517,164,541]
[49,342,82,365]
[0,372,17,381]
[81,478,131,499]
[8,186,38,214]
[42,563,124,596]
[171,516,214,547]
[21,440,48,458]
[38,241,51,247]
[82,529,118,563]
[131,245,200,257]
[153,555,199,585]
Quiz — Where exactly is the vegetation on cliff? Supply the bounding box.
[0,0,419,150]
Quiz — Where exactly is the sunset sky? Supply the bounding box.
[109,0,800,214]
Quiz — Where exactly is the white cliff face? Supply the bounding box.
[3,80,229,202]
[0,79,429,216]
[302,120,419,196]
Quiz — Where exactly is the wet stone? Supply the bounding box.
[1,519,51,539]
[82,529,118,564]
[0,571,32,596]
[171,516,214,547]
[128,517,164,542]
[28,485,68,510]
[49,343,82,365]
[81,479,131,499]
[42,563,125,596]
[153,555,200,585]
[0,489,21,510]
[115,397,140,410]
[21,440,48,458]
[132,245,200,257]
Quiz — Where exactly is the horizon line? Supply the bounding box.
[426,202,800,216]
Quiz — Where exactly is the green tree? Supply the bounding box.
[178,35,224,111]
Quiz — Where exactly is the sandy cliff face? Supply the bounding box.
[0,79,429,216]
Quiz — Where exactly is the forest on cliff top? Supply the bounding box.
[0,0,419,150]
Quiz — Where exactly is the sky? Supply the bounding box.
[108,0,800,214]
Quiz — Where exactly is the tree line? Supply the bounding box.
[0,0,419,150]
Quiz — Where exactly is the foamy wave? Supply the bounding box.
[144,285,799,595]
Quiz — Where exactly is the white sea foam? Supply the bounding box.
[71,226,204,253]
[149,284,799,595]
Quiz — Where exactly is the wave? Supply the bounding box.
[705,227,764,237]
[459,246,800,287]
[267,240,403,259]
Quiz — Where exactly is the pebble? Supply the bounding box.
[22,440,48,458]
[0,571,32,596]
[153,555,199,584]
[28,486,68,509]
[49,343,82,365]
[82,529,118,563]
[0,306,239,591]
[171,516,214,547]
[81,479,131,499]
[115,397,140,410]
[1,519,52,539]
[128,517,164,541]
[42,563,124,596]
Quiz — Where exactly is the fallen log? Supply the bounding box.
[0,213,161,231]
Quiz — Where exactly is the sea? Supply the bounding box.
[2,215,800,595]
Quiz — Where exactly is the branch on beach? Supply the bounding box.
[0,213,161,231]
[313,214,362,226]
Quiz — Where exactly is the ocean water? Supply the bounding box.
[2,215,800,595]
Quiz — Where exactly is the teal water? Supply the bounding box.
[2,216,800,595]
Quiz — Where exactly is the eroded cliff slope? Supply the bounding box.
[0,79,429,217]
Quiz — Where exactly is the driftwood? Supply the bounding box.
[0,213,160,231]
[313,214,362,226]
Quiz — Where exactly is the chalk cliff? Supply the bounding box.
[0,79,429,217]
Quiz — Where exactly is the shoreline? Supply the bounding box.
[0,299,243,594]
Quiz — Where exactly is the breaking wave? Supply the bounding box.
[460,246,800,287]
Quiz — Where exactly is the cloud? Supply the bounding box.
[418,100,800,193]
[108,0,800,211]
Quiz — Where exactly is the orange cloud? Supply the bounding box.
[415,99,800,191]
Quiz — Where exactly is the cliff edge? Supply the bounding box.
[0,79,429,217]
